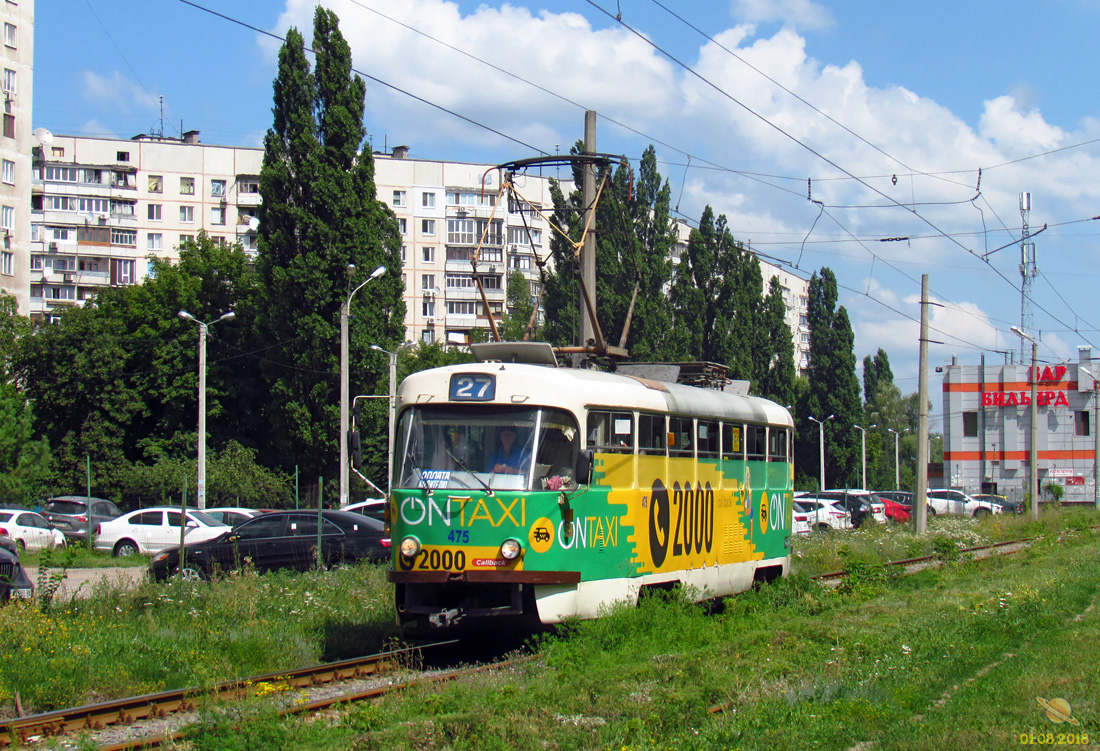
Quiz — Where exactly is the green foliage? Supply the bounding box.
[255,8,404,481]
[1044,481,1064,504]
[498,271,537,341]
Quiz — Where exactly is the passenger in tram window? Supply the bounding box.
[486,427,531,475]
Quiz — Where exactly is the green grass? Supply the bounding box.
[19,544,149,569]
[172,513,1100,751]
[7,509,1100,751]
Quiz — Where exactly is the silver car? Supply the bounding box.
[40,496,124,543]
[926,489,1003,518]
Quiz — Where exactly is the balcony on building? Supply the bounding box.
[236,175,261,207]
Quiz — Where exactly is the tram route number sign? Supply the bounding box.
[450,373,496,401]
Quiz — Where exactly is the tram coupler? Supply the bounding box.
[428,608,466,628]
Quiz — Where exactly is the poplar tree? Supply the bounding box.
[255,9,404,480]
[798,268,862,489]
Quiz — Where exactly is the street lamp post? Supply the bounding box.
[1011,326,1040,521]
[886,428,908,491]
[853,424,876,490]
[1079,366,1100,511]
[178,309,235,510]
[370,344,400,494]
[340,264,386,509]
[807,415,834,491]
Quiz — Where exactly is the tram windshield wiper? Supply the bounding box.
[445,448,493,495]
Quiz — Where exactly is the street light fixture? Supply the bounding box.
[340,264,387,509]
[178,309,235,510]
[853,423,876,490]
[807,414,834,492]
[1011,326,1040,521]
[886,427,909,491]
[1079,366,1100,511]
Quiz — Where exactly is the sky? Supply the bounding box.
[33,0,1100,421]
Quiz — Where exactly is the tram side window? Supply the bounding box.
[746,425,767,461]
[722,423,742,460]
[768,427,789,462]
[697,420,719,459]
[587,410,634,454]
[669,416,693,457]
[638,413,667,456]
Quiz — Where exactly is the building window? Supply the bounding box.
[44,166,78,182]
[1076,411,1091,437]
[148,175,163,193]
[116,151,130,162]
[507,227,541,245]
[0,251,11,275]
[82,169,101,183]
[238,178,259,194]
[116,259,135,285]
[421,274,435,291]
[962,411,978,438]
[179,234,195,246]
[2,69,15,95]
[398,218,407,235]
[2,114,13,139]
[111,228,136,246]
[481,275,502,290]
[210,179,226,197]
[421,219,435,236]
[147,203,162,221]
[3,23,15,48]
[447,301,477,316]
[180,176,195,195]
[51,146,64,159]
[446,273,473,289]
[422,246,435,263]
[421,329,434,344]
[211,207,226,225]
[422,300,435,317]
[147,233,162,251]
[422,192,436,208]
[392,190,406,207]
[1,205,13,231]
[179,205,194,223]
[109,199,134,216]
[1,159,12,184]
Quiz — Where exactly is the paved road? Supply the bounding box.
[23,565,147,601]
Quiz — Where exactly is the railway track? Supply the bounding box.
[809,536,1037,582]
[1,641,460,750]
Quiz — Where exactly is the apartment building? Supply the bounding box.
[0,0,32,312]
[28,135,553,342]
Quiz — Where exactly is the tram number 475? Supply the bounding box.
[648,479,714,568]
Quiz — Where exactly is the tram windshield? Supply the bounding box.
[394,405,580,492]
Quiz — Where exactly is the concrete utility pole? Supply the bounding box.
[580,110,597,359]
[808,415,834,491]
[915,275,930,534]
[1012,326,1040,520]
[854,424,875,490]
[1019,192,1037,363]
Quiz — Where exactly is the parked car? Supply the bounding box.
[95,507,230,556]
[204,507,261,527]
[875,491,913,523]
[793,498,852,533]
[926,489,1003,518]
[149,510,389,581]
[40,496,124,543]
[0,535,33,602]
[344,499,386,523]
[815,490,887,527]
[973,494,1023,515]
[0,510,67,550]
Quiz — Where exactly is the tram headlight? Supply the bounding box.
[399,536,421,559]
[500,538,523,560]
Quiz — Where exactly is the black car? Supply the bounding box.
[149,510,389,581]
[812,490,880,528]
[41,496,124,543]
[0,535,33,602]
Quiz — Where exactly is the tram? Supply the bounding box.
[386,342,794,634]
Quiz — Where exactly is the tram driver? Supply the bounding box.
[486,426,531,475]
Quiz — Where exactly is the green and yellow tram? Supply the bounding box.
[387,343,793,633]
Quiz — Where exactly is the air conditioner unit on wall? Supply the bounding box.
[425,316,435,324]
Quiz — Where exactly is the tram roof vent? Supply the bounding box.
[616,361,732,390]
[470,341,559,367]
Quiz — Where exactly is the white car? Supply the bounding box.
[0,510,67,550]
[95,507,230,557]
[818,489,888,526]
[204,507,261,527]
[344,499,386,523]
[793,498,852,533]
[926,489,1003,518]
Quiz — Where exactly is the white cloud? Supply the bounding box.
[79,71,159,115]
[730,0,834,32]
